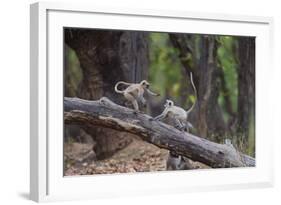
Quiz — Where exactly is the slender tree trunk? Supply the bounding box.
[169,34,194,75]
[196,36,227,139]
[65,29,149,159]
[197,36,214,137]
[236,37,255,151]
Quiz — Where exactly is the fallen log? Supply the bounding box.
[64,97,255,168]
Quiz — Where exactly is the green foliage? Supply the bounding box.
[148,33,183,100]
[217,36,238,114]
[65,47,82,96]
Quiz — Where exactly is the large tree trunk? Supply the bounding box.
[236,37,255,152]
[64,97,255,168]
[64,29,149,159]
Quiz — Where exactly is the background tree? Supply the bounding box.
[236,37,255,155]
[64,29,149,159]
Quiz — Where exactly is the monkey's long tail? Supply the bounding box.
[186,72,197,114]
[114,81,132,94]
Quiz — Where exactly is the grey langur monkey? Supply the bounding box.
[166,151,193,171]
[114,80,159,112]
[153,72,197,131]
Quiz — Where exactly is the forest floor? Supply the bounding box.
[64,139,208,176]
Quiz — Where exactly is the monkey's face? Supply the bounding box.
[164,100,174,108]
[141,80,150,88]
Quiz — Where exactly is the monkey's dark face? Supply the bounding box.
[141,80,150,88]
[164,100,174,108]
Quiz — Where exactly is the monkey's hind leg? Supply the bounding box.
[132,100,140,114]
[138,96,147,108]
[124,92,139,113]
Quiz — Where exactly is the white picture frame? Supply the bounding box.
[30,2,274,202]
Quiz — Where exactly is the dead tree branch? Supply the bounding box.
[64,97,255,168]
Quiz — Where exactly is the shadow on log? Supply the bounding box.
[64,97,255,168]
